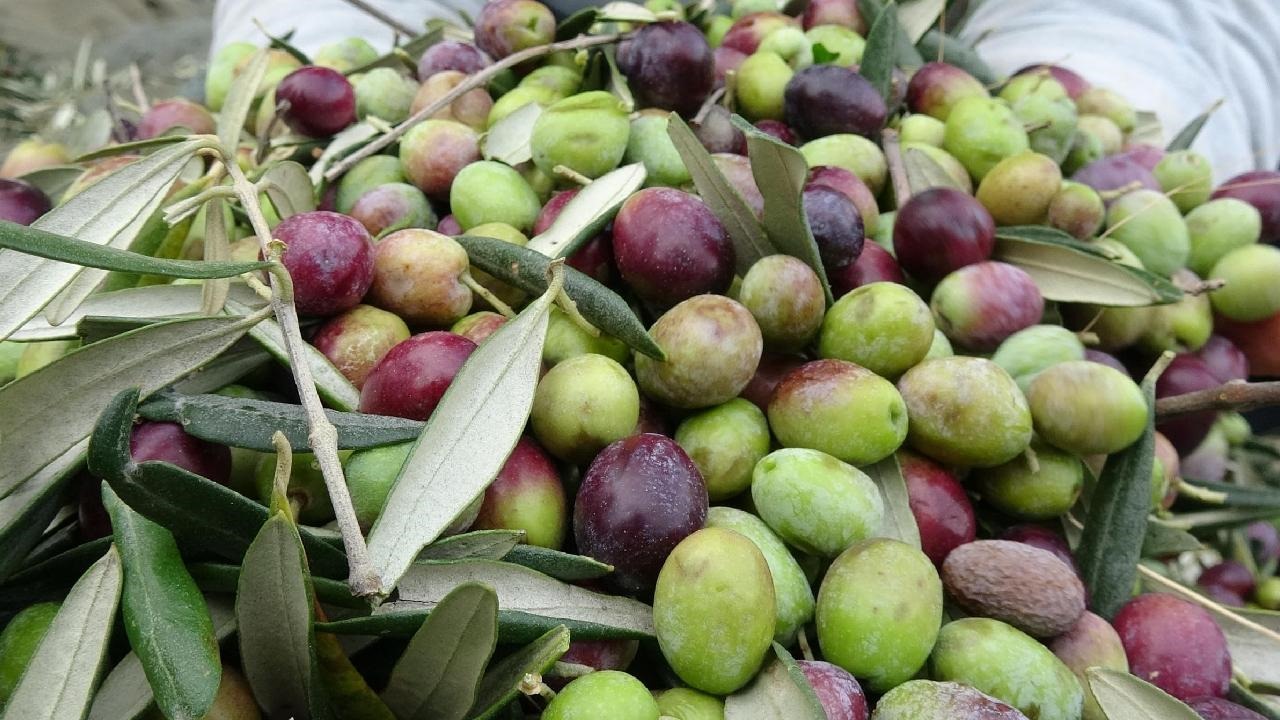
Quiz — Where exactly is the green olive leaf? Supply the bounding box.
[481,102,543,166]
[457,234,664,360]
[1161,507,1280,532]
[1218,608,1280,691]
[226,298,361,411]
[262,160,317,219]
[555,7,598,39]
[731,115,833,304]
[1141,518,1201,557]
[667,112,773,274]
[0,137,210,340]
[903,146,963,194]
[1076,357,1166,618]
[0,537,109,613]
[603,47,635,112]
[525,163,646,259]
[218,48,269,151]
[309,122,380,185]
[724,644,825,720]
[915,30,996,84]
[137,392,422,452]
[237,512,328,720]
[420,530,527,562]
[346,23,445,76]
[993,226,1184,306]
[14,165,84,199]
[1167,100,1223,152]
[318,607,635,644]
[0,444,85,583]
[1228,680,1280,720]
[385,559,654,637]
[1178,478,1280,509]
[101,486,221,720]
[107,176,213,291]
[862,455,921,548]
[859,0,900,104]
[1087,667,1201,720]
[75,135,191,162]
[501,545,614,582]
[382,582,499,720]
[0,546,122,720]
[0,314,258,501]
[88,597,236,720]
[897,0,945,43]
[314,624,395,720]
[364,271,560,594]
[467,625,570,720]
[187,563,367,610]
[595,1,659,23]
[263,28,312,65]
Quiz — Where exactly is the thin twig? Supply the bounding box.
[336,0,417,36]
[324,32,626,181]
[882,128,912,206]
[1155,380,1280,419]
[224,154,381,597]
[1139,565,1280,647]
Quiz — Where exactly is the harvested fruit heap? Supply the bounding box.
[2,1,1280,719]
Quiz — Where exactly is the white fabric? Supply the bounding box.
[957,0,1280,181]
[211,0,485,54]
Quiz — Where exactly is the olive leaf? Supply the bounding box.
[347,23,445,75]
[1087,667,1201,720]
[860,0,900,104]
[0,546,122,720]
[89,389,350,579]
[863,455,921,548]
[603,47,635,112]
[263,28,312,65]
[555,7,598,39]
[318,606,634,644]
[1076,357,1166,618]
[187,563,368,611]
[237,512,328,720]
[420,530,527,562]
[667,113,773,274]
[314,622,395,720]
[1141,518,1201,557]
[1229,681,1280,720]
[993,226,1184,306]
[0,314,258,500]
[481,102,543,166]
[309,122,380,185]
[218,48,270,151]
[1179,478,1280,509]
[88,597,237,720]
[262,160,318,219]
[0,537,108,613]
[1167,100,1223,152]
[137,392,422,452]
[0,137,210,340]
[731,115,833,304]
[385,559,654,637]
[724,644,825,720]
[226,298,361,411]
[364,269,561,594]
[897,0,945,43]
[525,163,646,259]
[457,234,664,360]
[595,1,659,22]
[915,31,997,84]
[102,486,221,720]
[502,545,614,582]
[382,582,499,720]
[1219,608,1280,690]
[467,625,570,720]
[0,444,85,583]
[201,197,232,315]
[14,165,83,198]
[904,146,963,194]
[1161,507,1280,532]
[76,135,191,162]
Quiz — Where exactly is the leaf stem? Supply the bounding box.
[461,271,516,318]
[882,128,911,207]
[224,153,381,598]
[1155,380,1280,419]
[324,33,627,181]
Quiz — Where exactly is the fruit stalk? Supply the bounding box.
[224,154,381,597]
[1154,380,1280,419]
[324,32,628,181]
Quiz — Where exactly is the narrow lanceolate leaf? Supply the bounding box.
[467,625,570,720]
[1141,519,1201,557]
[188,564,366,610]
[0,546,123,720]
[667,113,772,274]
[219,48,270,151]
[863,455,920,547]
[138,392,423,452]
[725,645,825,720]
[382,582,499,720]
[387,559,654,637]
[0,220,271,279]
[1229,681,1280,720]
[76,135,190,162]
[1167,100,1224,152]
[0,138,208,340]
[482,103,543,166]
[419,530,526,562]
[916,30,996,83]
[596,1,659,23]
[603,47,635,111]
[365,275,561,593]
[227,298,361,411]
[994,226,1184,306]
[15,165,83,199]
[262,160,317,219]
[89,597,236,720]
[238,513,322,720]
[526,164,646,259]
[347,24,445,75]
[897,0,945,42]
[1087,667,1201,720]
[202,198,232,315]
[860,1,899,104]
[0,315,257,500]
[458,235,664,360]
[732,116,833,304]
[501,545,613,582]
[1077,358,1167,619]
[555,6,598,39]
[1219,608,1280,690]
[0,443,85,583]
[102,486,221,720]
[904,146,963,194]
[0,538,109,613]
[314,620,395,720]
[90,389,350,579]
[310,122,380,184]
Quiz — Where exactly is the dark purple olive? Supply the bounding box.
[274,211,375,316]
[1196,335,1250,383]
[417,40,490,80]
[803,185,864,272]
[1156,353,1222,454]
[784,64,885,139]
[616,21,715,117]
[611,187,734,307]
[893,187,995,284]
